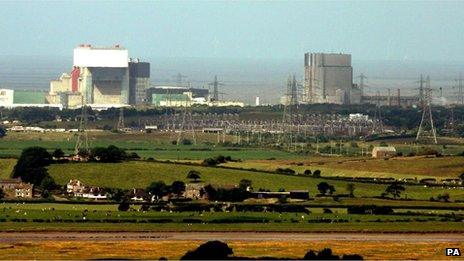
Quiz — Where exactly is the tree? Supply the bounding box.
[181,241,233,260]
[313,169,321,178]
[303,248,340,260]
[437,193,450,202]
[52,148,65,159]
[239,179,252,190]
[304,169,312,176]
[317,182,335,196]
[146,181,169,200]
[39,175,57,191]
[91,145,127,163]
[384,182,405,199]
[171,181,186,197]
[459,172,464,183]
[0,188,4,199]
[12,146,53,185]
[187,170,201,182]
[107,188,127,202]
[346,183,355,197]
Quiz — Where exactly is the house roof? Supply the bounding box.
[372,146,396,152]
[0,178,22,185]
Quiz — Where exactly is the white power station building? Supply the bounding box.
[0,89,14,106]
[48,45,150,109]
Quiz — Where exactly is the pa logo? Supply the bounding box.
[446,248,461,256]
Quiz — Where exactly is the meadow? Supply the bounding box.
[0,202,463,233]
[222,156,464,179]
[46,161,464,201]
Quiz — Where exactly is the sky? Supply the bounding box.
[0,1,464,61]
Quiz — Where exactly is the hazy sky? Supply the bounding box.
[1,1,463,61]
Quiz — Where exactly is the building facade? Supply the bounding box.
[48,45,150,109]
[303,53,360,104]
[129,59,150,105]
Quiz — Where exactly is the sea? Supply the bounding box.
[0,56,463,105]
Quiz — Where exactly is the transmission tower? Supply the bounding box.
[454,73,463,105]
[116,107,125,131]
[357,73,367,101]
[174,73,187,86]
[74,97,90,157]
[176,95,196,145]
[416,75,437,144]
[280,75,299,150]
[209,75,225,102]
[371,91,384,134]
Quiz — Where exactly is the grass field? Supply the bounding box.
[46,161,464,200]
[222,156,464,179]
[0,158,15,179]
[2,132,464,160]
[1,240,462,260]
[0,132,299,160]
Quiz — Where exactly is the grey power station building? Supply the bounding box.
[129,58,150,105]
[303,53,361,104]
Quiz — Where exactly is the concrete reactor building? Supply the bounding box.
[303,52,361,104]
[48,45,150,109]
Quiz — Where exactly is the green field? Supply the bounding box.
[0,132,298,160]
[0,203,462,233]
[222,156,464,180]
[47,161,464,201]
[0,158,16,179]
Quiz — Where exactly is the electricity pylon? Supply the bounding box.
[416,75,437,144]
[280,75,299,150]
[74,97,90,157]
[371,91,384,134]
[176,95,196,145]
[116,107,125,131]
[209,75,225,102]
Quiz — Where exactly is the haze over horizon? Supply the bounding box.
[1,1,464,104]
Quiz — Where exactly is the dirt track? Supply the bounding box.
[0,232,463,243]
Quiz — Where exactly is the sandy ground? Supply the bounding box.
[1,232,463,243]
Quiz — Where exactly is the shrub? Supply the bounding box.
[118,201,130,211]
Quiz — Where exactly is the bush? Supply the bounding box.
[347,205,393,215]
[118,201,130,211]
[275,168,296,174]
[323,208,333,214]
[181,241,233,260]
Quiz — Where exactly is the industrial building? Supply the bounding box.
[1,89,54,108]
[129,58,150,105]
[303,53,361,104]
[47,45,150,109]
[147,86,209,106]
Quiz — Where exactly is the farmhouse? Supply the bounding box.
[0,178,34,199]
[183,183,205,200]
[66,179,108,200]
[129,188,148,201]
[67,179,86,194]
[372,146,397,158]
